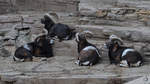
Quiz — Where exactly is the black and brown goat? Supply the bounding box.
[14,42,34,62]
[105,35,143,67]
[41,13,76,42]
[33,35,53,58]
[14,30,54,62]
[75,31,101,66]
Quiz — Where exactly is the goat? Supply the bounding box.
[48,23,76,42]
[105,35,143,67]
[41,13,76,42]
[33,35,53,58]
[14,29,54,62]
[75,31,101,66]
[13,42,34,62]
[104,35,124,64]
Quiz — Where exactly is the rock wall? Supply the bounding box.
[0,0,79,14]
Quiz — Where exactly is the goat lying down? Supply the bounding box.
[14,34,54,62]
[48,23,76,42]
[105,35,143,67]
[75,31,101,66]
[41,13,76,42]
[14,42,34,62]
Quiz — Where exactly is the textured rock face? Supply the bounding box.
[79,0,150,27]
[0,37,10,57]
[4,24,32,47]
[1,0,150,84]
[0,0,79,14]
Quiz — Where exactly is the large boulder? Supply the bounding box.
[4,24,32,47]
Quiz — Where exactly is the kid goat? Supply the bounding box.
[105,35,143,67]
[75,31,101,66]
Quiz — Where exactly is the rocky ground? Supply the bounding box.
[0,0,150,84]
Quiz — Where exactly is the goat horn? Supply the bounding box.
[75,33,80,42]
[43,28,48,35]
[81,30,93,38]
[109,34,123,45]
[34,28,48,40]
[45,13,58,23]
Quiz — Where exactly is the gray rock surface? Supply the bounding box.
[0,0,150,83]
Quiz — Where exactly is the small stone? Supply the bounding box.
[95,9,108,18]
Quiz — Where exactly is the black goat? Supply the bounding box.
[105,35,143,67]
[41,13,76,42]
[48,23,76,42]
[75,31,101,66]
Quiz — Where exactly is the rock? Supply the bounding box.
[125,76,150,84]
[129,31,143,42]
[0,47,10,57]
[15,24,32,47]
[79,17,90,25]
[95,9,108,18]
[0,72,23,82]
[0,37,10,57]
[3,24,32,47]
[124,13,138,21]
[79,8,96,17]
[107,13,125,21]
[102,29,114,36]
[4,26,18,40]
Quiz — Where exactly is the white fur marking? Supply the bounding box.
[122,49,135,57]
[50,39,54,44]
[83,46,101,57]
[83,46,96,51]
[130,61,141,67]
[75,60,80,65]
[120,60,128,67]
[64,35,70,40]
[13,56,24,62]
[82,61,90,65]
[45,13,57,23]
[96,49,101,57]
[23,44,31,51]
[75,33,79,42]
